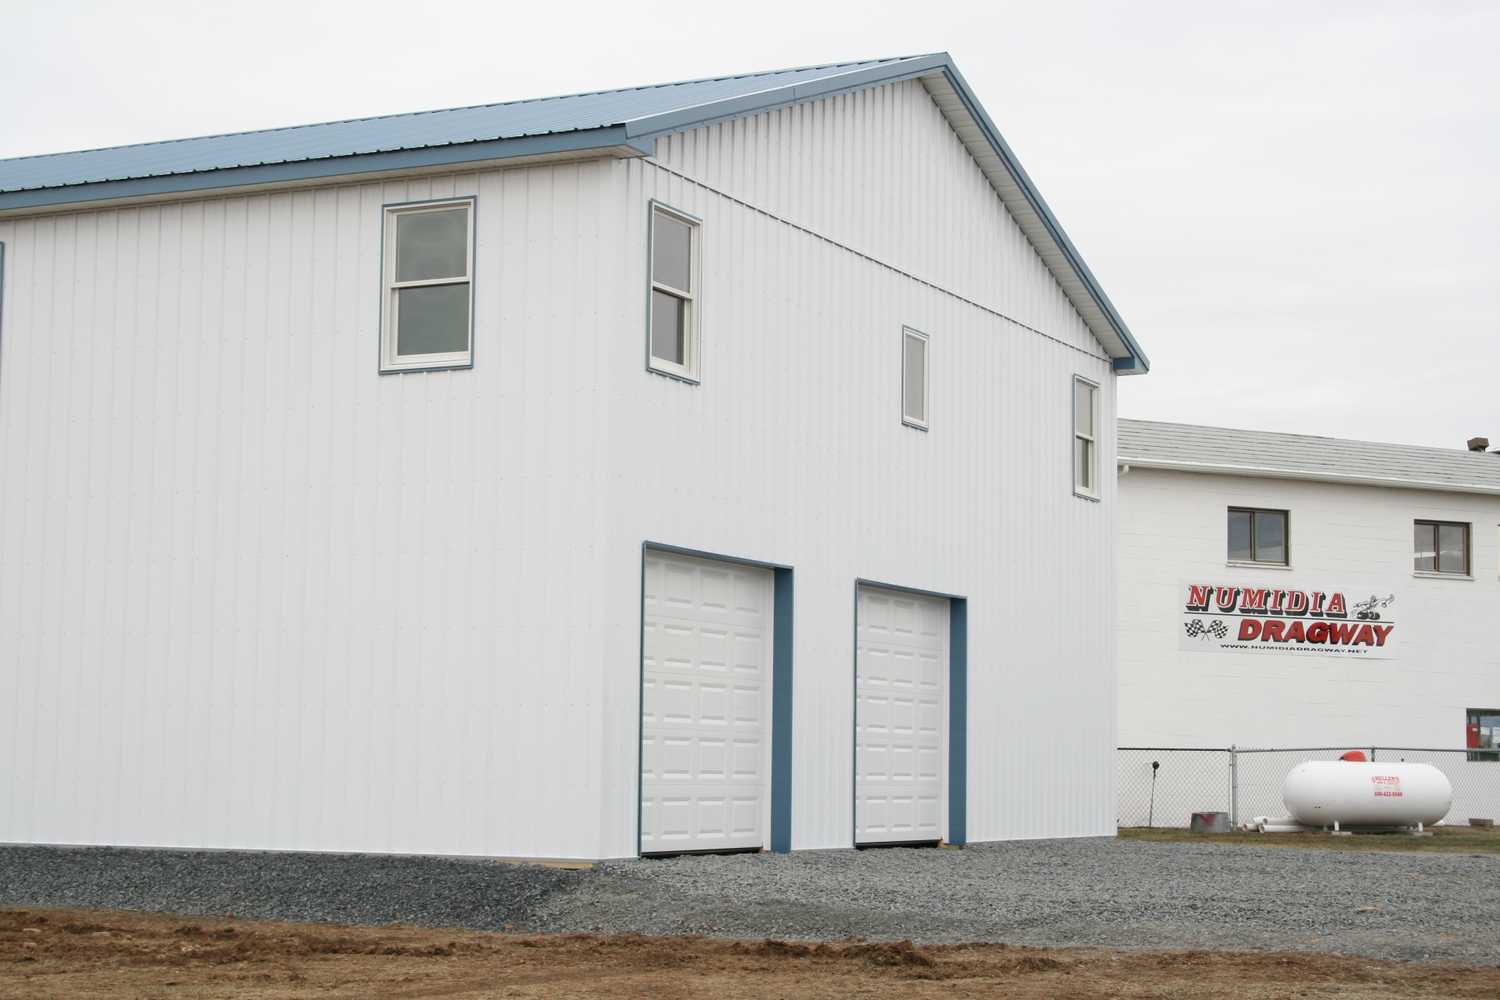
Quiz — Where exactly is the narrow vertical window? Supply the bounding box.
[1072,377,1098,496]
[380,199,474,373]
[648,203,699,380]
[901,327,929,429]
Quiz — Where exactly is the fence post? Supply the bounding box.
[1229,745,1238,828]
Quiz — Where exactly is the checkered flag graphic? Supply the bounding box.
[1184,618,1228,640]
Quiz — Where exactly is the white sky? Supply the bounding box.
[3,0,1496,450]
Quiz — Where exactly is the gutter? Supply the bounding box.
[1117,457,1500,497]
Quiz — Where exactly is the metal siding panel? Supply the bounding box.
[606,113,1117,847]
[651,80,1105,364]
[0,163,618,859]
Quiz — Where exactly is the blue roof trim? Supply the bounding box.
[0,53,1148,372]
[935,61,1151,373]
[622,53,951,140]
[0,127,651,212]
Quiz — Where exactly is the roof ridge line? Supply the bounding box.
[0,56,926,165]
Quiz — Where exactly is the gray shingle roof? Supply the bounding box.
[1118,419,1500,496]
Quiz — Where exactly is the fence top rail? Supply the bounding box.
[1119,746,1481,755]
[1366,747,1492,755]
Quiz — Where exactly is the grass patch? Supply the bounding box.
[1120,824,1500,854]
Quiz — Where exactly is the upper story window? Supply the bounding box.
[1414,520,1469,575]
[1228,507,1288,565]
[901,327,929,429]
[1072,377,1098,496]
[380,199,474,373]
[648,203,700,381]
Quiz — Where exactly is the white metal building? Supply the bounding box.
[0,55,1149,860]
[1118,420,1500,751]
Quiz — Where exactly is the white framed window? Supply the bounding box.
[1228,507,1290,565]
[1413,520,1470,576]
[901,327,929,429]
[1072,376,1098,497]
[647,202,700,381]
[380,198,475,373]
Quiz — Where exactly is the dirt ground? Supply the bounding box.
[3,908,1497,999]
[1120,824,1500,854]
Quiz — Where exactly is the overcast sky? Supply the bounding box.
[3,1,1496,450]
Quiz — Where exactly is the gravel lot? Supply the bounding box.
[3,838,1497,966]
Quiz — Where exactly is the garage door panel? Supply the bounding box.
[642,552,773,854]
[856,586,948,845]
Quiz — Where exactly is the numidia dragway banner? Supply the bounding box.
[1178,582,1398,659]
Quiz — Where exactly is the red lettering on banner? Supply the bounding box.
[1285,591,1308,615]
[1239,619,1262,641]
[1263,620,1287,642]
[1214,587,1238,612]
[1327,593,1347,618]
[1306,622,1330,644]
[1354,624,1376,646]
[1329,622,1358,644]
[1373,624,1394,647]
[1285,621,1306,642]
[1268,590,1285,614]
[1240,588,1268,612]
[1310,592,1327,616]
[1187,585,1212,612]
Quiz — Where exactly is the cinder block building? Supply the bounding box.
[1118,420,1500,753]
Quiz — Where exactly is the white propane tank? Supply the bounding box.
[1281,761,1451,828]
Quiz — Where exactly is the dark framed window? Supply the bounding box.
[1468,709,1500,763]
[1228,507,1288,565]
[1414,520,1469,575]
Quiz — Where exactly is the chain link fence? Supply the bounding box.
[1118,746,1500,828]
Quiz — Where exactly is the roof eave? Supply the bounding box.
[1117,457,1500,497]
[0,126,651,215]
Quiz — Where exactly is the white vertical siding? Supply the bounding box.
[0,161,622,859]
[596,87,1118,852]
[652,80,1101,358]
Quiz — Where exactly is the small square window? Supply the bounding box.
[648,203,700,380]
[1414,520,1469,575]
[380,199,474,373]
[1228,507,1289,564]
[1072,377,1098,496]
[902,328,929,429]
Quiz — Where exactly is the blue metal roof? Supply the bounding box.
[0,57,919,195]
[0,53,1149,372]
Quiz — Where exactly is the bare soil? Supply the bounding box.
[3,908,1497,999]
[1120,824,1500,854]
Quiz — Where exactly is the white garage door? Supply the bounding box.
[641,551,773,854]
[856,585,948,844]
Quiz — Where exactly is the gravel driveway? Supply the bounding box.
[3,838,1497,966]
